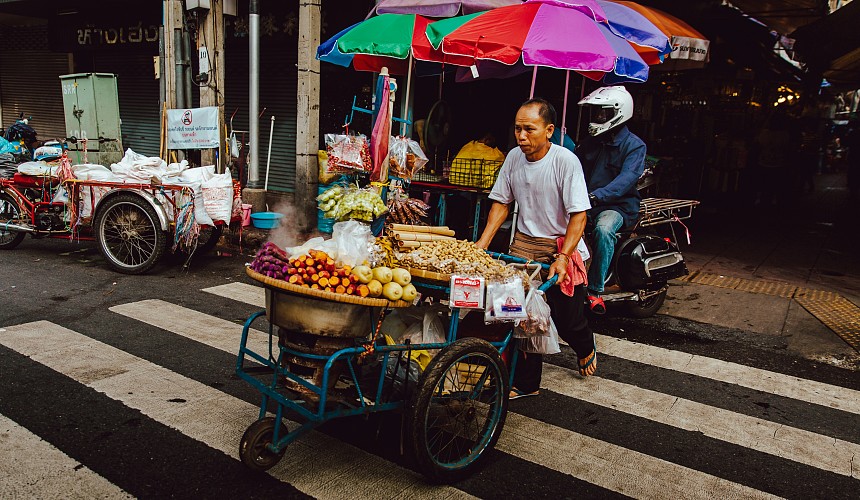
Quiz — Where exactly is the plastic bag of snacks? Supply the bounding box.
[386,185,430,225]
[332,185,387,222]
[388,136,429,179]
[325,133,372,173]
[514,282,552,337]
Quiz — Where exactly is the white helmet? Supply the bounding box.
[578,85,634,136]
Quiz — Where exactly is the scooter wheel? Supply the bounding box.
[623,288,667,318]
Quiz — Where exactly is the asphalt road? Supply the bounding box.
[1,238,858,499]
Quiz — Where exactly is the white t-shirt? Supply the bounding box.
[489,144,591,260]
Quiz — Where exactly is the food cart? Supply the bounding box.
[238,235,557,482]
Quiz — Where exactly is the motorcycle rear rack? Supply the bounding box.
[638,198,699,228]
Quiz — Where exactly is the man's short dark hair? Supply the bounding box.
[520,98,557,127]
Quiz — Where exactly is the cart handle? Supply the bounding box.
[486,251,559,291]
[486,251,551,270]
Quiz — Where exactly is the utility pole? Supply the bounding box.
[161,1,184,111]
[242,0,266,211]
[199,0,226,171]
[296,0,322,232]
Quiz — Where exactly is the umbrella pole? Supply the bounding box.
[529,65,538,99]
[560,70,570,143]
[401,53,413,136]
[575,75,586,142]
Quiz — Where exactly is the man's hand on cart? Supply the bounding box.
[548,257,568,287]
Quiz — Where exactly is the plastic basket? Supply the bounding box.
[447,158,503,189]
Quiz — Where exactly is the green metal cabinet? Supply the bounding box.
[59,73,123,166]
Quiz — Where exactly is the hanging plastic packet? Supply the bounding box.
[485,277,526,324]
[514,281,552,338]
[519,319,561,355]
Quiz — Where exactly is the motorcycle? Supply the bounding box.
[586,162,698,318]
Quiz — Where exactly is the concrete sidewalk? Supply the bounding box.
[663,171,859,369]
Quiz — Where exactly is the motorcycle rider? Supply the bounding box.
[576,86,646,314]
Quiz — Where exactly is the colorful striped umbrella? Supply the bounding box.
[426,1,648,84]
[609,1,709,67]
[371,0,521,17]
[317,14,474,75]
[598,0,672,65]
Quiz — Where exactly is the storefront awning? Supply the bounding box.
[723,0,825,36]
[791,0,860,88]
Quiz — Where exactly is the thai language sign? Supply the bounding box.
[167,107,220,149]
[449,275,485,309]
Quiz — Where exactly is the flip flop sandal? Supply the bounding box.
[509,388,540,400]
[578,339,598,377]
[587,295,606,315]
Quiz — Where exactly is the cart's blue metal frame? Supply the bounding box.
[236,252,555,456]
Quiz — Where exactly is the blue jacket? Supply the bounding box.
[577,125,646,228]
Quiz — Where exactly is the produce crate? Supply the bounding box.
[447,158,503,190]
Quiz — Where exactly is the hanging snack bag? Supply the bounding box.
[490,277,527,321]
[388,136,429,179]
[325,133,372,173]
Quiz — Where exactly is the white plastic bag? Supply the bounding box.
[484,277,526,324]
[519,319,561,355]
[17,161,57,177]
[175,165,216,226]
[331,220,372,267]
[515,285,552,338]
[200,168,233,223]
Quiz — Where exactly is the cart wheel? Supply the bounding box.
[239,417,289,471]
[0,192,25,250]
[623,288,667,318]
[95,192,168,274]
[409,337,509,483]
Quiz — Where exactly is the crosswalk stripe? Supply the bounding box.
[540,364,860,478]
[204,282,860,416]
[0,321,472,500]
[500,413,780,500]
[204,282,265,308]
[112,300,781,498]
[594,334,860,415]
[0,413,132,499]
[109,299,271,359]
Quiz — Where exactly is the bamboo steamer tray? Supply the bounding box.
[246,267,412,308]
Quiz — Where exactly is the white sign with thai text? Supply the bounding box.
[449,275,485,309]
[167,107,220,149]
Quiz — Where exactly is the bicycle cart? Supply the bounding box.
[237,254,555,482]
[0,162,225,274]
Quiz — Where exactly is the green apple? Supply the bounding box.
[382,281,403,301]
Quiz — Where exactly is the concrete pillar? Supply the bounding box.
[295,0,322,232]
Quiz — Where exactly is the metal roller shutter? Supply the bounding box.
[225,20,298,192]
[0,24,69,142]
[88,52,161,157]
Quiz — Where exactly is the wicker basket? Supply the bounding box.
[246,267,411,308]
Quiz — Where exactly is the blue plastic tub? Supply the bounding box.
[250,211,285,229]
